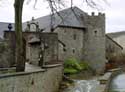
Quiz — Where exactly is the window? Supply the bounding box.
[63,48,66,52]
[94,30,98,36]
[94,30,97,34]
[72,48,75,53]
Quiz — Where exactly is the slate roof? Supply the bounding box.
[0,22,27,38]
[23,7,88,32]
[106,35,123,50]
[0,7,87,37]
[107,31,125,38]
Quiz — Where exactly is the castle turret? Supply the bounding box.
[83,12,106,74]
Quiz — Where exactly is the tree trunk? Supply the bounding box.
[14,0,25,72]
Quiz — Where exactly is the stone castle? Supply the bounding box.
[0,7,123,74]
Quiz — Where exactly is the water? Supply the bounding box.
[63,80,100,92]
[62,73,125,92]
[110,73,125,92]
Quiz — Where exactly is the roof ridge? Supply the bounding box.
[30,6,86,21]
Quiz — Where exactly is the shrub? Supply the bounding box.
[64,68,78,74]
[64,58,90,74]
[79,61,90,70]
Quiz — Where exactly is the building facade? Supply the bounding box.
[0,7,123,74]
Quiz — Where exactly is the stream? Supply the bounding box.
[62,73,125,92]
[62,80,100,92]
[109,73,125,92]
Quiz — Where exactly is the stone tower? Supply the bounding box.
[83,12,106,74]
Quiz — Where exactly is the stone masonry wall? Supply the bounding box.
[0,65,63,92]
[54,26,85,61]
[23,32,58,65]
[83,13,106,74]
[4,31,58,66]
[106,35,123,59]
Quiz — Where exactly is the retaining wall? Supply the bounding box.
[0,64,63,92]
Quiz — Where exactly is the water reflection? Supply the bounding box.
[110,73,125,92]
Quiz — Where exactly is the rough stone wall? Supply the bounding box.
[0,41,14,68]
[3,31,16,67]
[0,65,63,92]
[83,13,106,73]
[23,32,58,65]
[54,26,85,61]
[4,31,58,66]
[28,44,40,65]
[113,35,125,50]
[106,35,123,59]
[107,31,125,50]
[54,13,106,74]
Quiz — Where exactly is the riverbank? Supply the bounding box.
[92,68,123,92]
[60,68,123,92]
[90,68,124,92]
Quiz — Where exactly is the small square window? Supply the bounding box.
[94,30,98,36]
[94,30,97,34]
[72,49,75,53]
[63,48,66,52]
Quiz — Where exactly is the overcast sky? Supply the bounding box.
[0,0,124,33]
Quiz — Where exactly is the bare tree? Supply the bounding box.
[14,0,25,72]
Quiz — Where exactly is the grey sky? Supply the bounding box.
[0,0,125,33]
